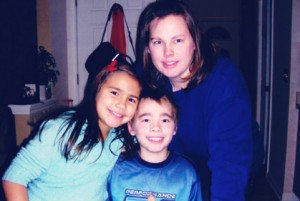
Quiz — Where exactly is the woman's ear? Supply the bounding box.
[127,121,135,136]
[173,125,177,136]
[147,47,150,54]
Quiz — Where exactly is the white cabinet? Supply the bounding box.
[8,99,58,146]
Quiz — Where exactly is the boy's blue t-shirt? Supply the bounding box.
[107,152,202,201]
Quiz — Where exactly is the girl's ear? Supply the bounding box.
[127,121,135,136]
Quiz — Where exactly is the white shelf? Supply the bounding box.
[8,98,57,115]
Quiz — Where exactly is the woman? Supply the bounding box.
[135,0,253,200]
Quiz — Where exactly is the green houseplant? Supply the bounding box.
[37,46,59,98]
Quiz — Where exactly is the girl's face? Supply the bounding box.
[96,71,141,138]
[148,15,195,90]
[128,97,177,163]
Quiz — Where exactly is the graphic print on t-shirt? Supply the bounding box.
[123,189,176,201]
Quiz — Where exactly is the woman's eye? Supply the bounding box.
[175,38,183,43]
[152,40,161,45]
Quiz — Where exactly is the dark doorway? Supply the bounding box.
[0,0,38,106]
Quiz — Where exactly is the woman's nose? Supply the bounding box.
[164,44,174,57]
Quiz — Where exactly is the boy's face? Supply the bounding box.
[128,97,177,162]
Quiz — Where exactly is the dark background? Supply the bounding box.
[0,0,38,106]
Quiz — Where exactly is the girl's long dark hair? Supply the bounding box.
[136,0,218,90]
[29,63,139,161]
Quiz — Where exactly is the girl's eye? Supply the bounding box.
[128,97,137,104]
[111,91,118,96]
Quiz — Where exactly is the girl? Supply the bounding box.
[135,0,253,200]
[2,58,142,201]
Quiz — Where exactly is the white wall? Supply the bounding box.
[283,0,300,199]
[49,0,69,106]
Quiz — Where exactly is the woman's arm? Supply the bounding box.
[208,58,253,201]
[2,180,28,201]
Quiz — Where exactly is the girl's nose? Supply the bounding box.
[116,97,126,109]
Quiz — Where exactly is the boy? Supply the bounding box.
[106,89,202,201]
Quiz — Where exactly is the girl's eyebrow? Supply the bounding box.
[107,86,139,99]
[107,86,121,91]
[129,94,140,100]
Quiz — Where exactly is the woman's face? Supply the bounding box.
[148,14,195,88]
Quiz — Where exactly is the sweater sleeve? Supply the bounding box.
[2,119,60,186]
[207,59,253,201]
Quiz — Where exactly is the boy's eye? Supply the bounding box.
[162,117,174,123]
[142,118,150,123]
[162,119,170,123]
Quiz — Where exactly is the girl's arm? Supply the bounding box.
[2,180,29,201]
[1,119,59,200]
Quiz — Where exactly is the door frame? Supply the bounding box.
[66,0,79,105]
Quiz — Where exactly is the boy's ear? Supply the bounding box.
[127,121,135,136]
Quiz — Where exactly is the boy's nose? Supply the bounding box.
[151,122,161,132]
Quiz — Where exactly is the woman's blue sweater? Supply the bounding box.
[165,57,253,201]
